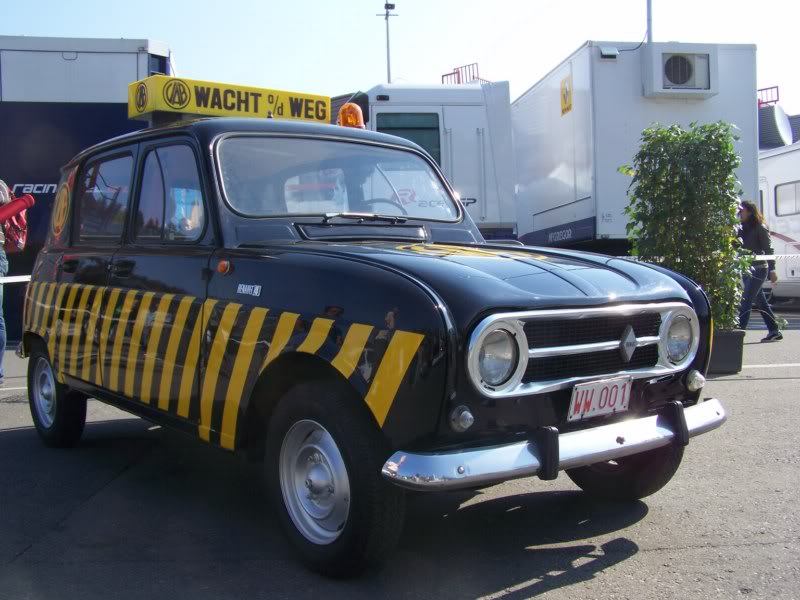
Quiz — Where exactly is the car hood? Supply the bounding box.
[284,241,690,326]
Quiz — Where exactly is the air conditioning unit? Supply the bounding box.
[643,43,719,99]
[662,53,709,89]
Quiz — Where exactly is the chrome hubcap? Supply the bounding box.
[279,420,350,545]
[32,357,56,428]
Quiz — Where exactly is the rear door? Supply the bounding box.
[106,138,214,425]
[442,105,489,226]
[56,146,137,387]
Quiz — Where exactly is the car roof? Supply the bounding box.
[67,117,427,167]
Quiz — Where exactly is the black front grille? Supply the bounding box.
[524,312,661,349]
[523,345,660,383]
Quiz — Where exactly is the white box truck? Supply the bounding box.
[336,82,517,239]
[512,41,758,252]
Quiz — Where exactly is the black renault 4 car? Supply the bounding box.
[21,117,726,577]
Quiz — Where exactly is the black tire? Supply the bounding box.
[565,443,684,501]
[27,342,87,447]
[265,380,406,578]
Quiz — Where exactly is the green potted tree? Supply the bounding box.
[621,121,751,374]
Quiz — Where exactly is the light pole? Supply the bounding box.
[376,3,398,83]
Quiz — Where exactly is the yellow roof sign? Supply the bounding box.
[128,75,331,124]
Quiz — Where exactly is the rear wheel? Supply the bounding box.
[566,443,684,501]
[265,381,405,577]
[27,343,86,447]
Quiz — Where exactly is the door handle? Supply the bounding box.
[110,260,136,277]
[62,259,79,274]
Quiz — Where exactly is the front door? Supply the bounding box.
[105,139,214,425]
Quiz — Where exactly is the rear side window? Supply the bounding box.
[75,153,134,244]
[135,145,205,242]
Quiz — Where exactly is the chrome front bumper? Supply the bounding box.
[381,398,727,491]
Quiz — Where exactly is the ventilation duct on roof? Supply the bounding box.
[758,104,794,149]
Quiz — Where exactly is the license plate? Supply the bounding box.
[567,377,632,422]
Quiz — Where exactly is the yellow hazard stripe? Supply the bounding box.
[23,282,34,331]
[27,282,40,333]
[68,286,92,376]
[124,291,155,398]
[296,318,334,354]
[363,331,424,426]
[57,284,81,375]
[82,287,105,383]
[178,299,218,419]
[108,289,137,391]
[220,307,268,449]
[198,302,239,441]
[39,282,56,337]
[330,324,374,379]
[160,296,196,412]
[141,294,174,405]
[97,288,122,386]
[260,312,300,371]
[47,284,67,362]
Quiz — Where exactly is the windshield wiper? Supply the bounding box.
[321,212,408,224]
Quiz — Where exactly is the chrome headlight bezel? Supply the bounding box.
[467,317,528,396]
[661,308,700,367]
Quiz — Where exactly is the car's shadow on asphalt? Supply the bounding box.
[0,416,645,599]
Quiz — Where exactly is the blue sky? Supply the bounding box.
[2,0,799,113]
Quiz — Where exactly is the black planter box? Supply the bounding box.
[708,329,746,374]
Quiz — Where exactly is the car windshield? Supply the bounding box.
[217,136,460,221]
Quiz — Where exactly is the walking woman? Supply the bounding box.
[738,200,782,342]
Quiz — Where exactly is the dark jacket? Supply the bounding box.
[739,221,775,272]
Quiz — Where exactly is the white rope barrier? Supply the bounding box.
[0,275,31,284]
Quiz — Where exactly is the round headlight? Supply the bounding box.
[478,329,518,386]
[666,315,693,363]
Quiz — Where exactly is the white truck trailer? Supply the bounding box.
[512,41,758,251]
[759,141,800,300]
[0,35,170,340]
[341,82,517,239]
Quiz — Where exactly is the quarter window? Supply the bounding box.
[76,154,134,243]
[135,145,205,242]
[775,181,800,216]
[376,113,441,165]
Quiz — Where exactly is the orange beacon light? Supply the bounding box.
[338,102,366,129]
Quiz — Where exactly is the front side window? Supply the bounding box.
[218,136,459,221]
[135,145,205,242]
[375,113,441,165]
[76,153,134,243]
[775,181,800,216]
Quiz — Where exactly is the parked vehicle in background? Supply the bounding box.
[0,35,169,340]
[512,41,758,253]
[759,140,800,300]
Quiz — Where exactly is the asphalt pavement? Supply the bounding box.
[0,313,798,599]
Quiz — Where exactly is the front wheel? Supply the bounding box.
[265,381,406,577]
[566,443,684,501]
[27,343,87,447]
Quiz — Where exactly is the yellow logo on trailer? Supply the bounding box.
[560,73,573,116]
[128,75,331,124]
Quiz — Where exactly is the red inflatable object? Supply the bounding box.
[0,194,35,223]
